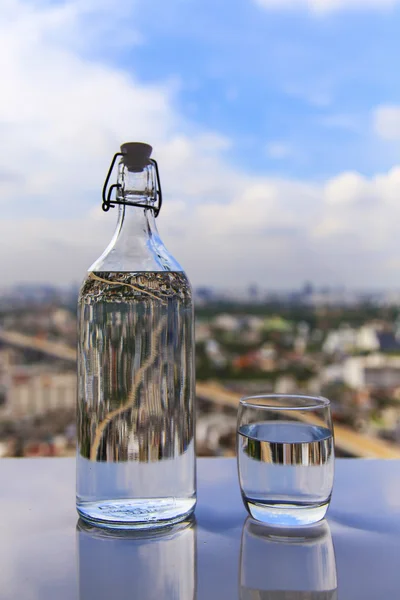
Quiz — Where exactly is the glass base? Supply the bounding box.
[77,497,196,530]
[244,498,329,527]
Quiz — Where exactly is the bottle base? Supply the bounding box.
[77,496,196,530]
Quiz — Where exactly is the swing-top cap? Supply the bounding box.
[120,142,153,172]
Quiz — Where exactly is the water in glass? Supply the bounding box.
[238,420,334,526]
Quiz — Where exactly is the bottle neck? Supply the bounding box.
[90,163,183,273]
[111,162,160,260]
[117,162,157,209]
[113,203,158,256]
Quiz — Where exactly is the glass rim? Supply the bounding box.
[239,394,330,411]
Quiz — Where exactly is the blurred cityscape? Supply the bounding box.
[2,281,400,458]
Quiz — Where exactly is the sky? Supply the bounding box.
[1,0,400,290]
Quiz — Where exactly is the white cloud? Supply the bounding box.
[254,0,399,14]
[165,164,400,288]
[284,83,332,107]
[2,0,400,290]
[373,105,400,140]
[318,113,360,132]
[265,142,293,160]
[324,172,371,206]
[0,3,176,208]
[312,166,400,258]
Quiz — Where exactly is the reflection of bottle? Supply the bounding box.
[240,518,337,600]
[76,143,196,528]
[77,518,196,600]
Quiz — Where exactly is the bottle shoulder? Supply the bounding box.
[89,237,185,274]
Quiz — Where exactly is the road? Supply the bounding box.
[2,329,400,459]
[197,382,400,459]
[0,329,76,362]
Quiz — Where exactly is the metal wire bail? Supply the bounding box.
[102,151,162,216]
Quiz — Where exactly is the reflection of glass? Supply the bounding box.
[237,395,334,526]
[240,518,337,600]
[77,518,196,600]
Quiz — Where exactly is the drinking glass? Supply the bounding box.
[237,394,334,526]
[240,517,337,599]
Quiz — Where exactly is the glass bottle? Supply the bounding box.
[76,142,196,528]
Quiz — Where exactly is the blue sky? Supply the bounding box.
[1,0,400,289]
[134,0,400,179]
[108,0,400,179]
